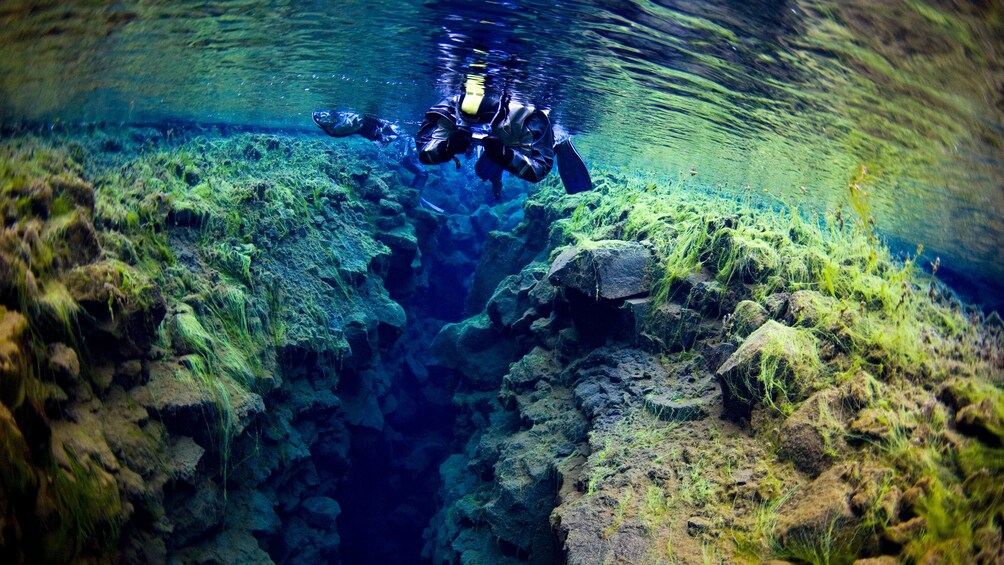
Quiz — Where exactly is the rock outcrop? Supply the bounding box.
[422,177,1004,565]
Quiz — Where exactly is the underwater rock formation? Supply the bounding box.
[422,175,1004,565]
[2,125,1003,565]
[0,126,494,564]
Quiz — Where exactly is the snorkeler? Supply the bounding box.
[415,77,592,199]
[312,110,430,191]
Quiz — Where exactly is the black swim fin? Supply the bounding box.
[555,138,592,194]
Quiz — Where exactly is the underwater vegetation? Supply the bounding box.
[0,125,453,563]
[426,169,1003,564]
[0,122,1001,565]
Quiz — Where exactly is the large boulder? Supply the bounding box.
[717,320,822,419]
[63,260,166,359]
[548,240,653,301]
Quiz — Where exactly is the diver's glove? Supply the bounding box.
[482,136,513,165]
[445,128,473,157]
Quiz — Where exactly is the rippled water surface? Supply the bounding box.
[1,0,1002,300]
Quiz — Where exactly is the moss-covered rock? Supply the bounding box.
[0,403,38,501]
[717,320,823,418]
[685,276,727,317]
[784,289,840,327]
[731,300,769,339]
[548,240,653,301]
[63,260,166,359]
[939,378,1004,446]
[711,227,781,284]
[778,390,847,477]
[642,302,703,352]
[774,464,860,554]
[0,307,32,409]
[44,209,101,270]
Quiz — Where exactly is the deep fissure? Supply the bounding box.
[332,173,505,563]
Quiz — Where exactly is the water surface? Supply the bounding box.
[1,0,1002,302]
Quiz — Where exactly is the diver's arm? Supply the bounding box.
[415,98,472,165]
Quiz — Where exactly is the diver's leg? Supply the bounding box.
[490,172,504,200]
[401,142,429,189]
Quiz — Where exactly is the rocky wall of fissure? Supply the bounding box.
[0,125,506,564]
[421,178,1004,565]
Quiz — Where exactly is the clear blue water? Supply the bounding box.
[2,0,1001,303]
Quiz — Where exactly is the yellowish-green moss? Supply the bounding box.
[47,450,124,562]
[533,171,1001,564]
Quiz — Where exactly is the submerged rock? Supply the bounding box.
[0,308,31,408]
[775,464,859,550]
[0,403,37,497]
[547,240,653,301]
[716,320,822,419]
[686,277,728,317]
[46,342,80,386]
[570,347,670,427]
[467,230,545,313]
[730,300,768,339]
[483,446,559,559]
[778,389,846,477]
[431,313,518,390]
[301,496,341,530]
[486,264,552,332]
[63,260,167,359]
[46,209,102,269]
[939,378,1004,446]
[642,302,703,352]
[132,362,264,444]
[784,289,839,327]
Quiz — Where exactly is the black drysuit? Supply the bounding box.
[415,95,554,197]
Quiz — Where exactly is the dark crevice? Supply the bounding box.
[333,192,499,563]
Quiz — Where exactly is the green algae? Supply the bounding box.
[527,170,1003,564]
[544,173,990,382]
[0,123,441,563]
[1,117,1000,564]
[47,449,124,562]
